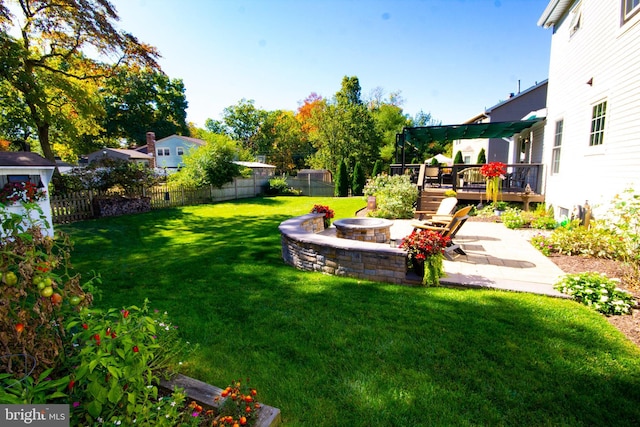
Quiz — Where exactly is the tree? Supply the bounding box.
[335,159,349,197]
[454,151,464,164]
[351,161,366,196]
[169,134,241,188]
[0,0,160,162]
[255,110,311,175]
[222,99,267,153]
[477,148,487,164]
[372,159,383,177]
[204,118,229,136]
[102,67,189,145]
[308,76,381,178]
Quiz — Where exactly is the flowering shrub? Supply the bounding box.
[213,378,262,426]
[554,272,636,315]
[311,204,334,227]
[400,229,451,285]
[530,222,627,259]
[0,181,46,205]
[363,174,418,219]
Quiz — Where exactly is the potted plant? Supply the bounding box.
[310,204,334,228]
[400,229,451,286]
[480,162,507,206]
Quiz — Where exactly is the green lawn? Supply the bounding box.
[59,196,640,426]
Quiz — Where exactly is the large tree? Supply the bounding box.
[102,67,188,145]
[0,0,159,162]
[308,76,381,176]
[221,99,266,154]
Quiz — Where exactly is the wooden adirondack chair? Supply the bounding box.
[411,205,472,260]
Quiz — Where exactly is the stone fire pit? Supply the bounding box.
[332,218,393,244]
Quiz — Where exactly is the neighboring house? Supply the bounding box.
[87,148,153,166]
[452,113,489,164]
[538,0,640,218]
[0,152,55,237]
[141,132,205,172]
[453,80,548,165]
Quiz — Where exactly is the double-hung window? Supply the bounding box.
[157,148,170,156]
[623,0,640,22]
[589,101,607,146]
[551,120,563,174]
[177,147,184,156]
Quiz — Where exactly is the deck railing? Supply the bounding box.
[390,163,544,194]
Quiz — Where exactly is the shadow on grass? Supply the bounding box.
[59,200,640,426]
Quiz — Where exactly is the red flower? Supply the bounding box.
[132,346,139,353]
[122,310,129,318]
[310,204,334,219]
[82,323,88,330]
[480,162,507,179]
[68,380,75,391]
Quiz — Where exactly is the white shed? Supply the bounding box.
[0,152,56,237]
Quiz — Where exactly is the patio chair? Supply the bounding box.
[414,196,458,221]
[411,205,472,260]
[423,166,441,187]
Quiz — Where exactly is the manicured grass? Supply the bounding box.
[59,196,640,426]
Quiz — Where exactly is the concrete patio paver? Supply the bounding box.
[390,220,567,297]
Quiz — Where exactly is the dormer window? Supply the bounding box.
[570,2,582,36]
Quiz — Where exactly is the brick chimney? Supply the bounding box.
[146,132,156,168]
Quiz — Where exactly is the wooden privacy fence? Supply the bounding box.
[50,176,269,224]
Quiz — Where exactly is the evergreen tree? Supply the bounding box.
[454,151,464,164]
[372,159,383,177]
[477,148,487,164]
[335,159,350,197]
[352,161,366,196]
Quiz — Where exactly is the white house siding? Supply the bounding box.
[542,0,640,218]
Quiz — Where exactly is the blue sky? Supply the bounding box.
[110,0,552,128]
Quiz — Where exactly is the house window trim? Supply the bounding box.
[622,0,640,23]
[157,148,170,157]
[551,119,563,175]
[569,1,582,37]
[589,100,607,147]
[177,147,184,156]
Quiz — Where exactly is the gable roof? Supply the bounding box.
[106,148,153,159]
[156,135,206,146]
[485,80,548,114]
[538,0,574,28]
[0,152,56,168]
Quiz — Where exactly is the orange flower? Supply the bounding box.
[15,323,24,334]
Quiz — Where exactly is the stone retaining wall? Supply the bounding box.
[279,213,417,285]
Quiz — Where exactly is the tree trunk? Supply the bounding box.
[37,123,56,163]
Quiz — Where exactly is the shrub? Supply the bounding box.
[501,208,529,229]
[530,223,627,259]
[453,151,463,164]
[66,157,159,195]
[351,161,366,196]
[443,189,457,198]
[371,159,383,177]
[554,272,636,315]
[477,148,486,164]
[363,174,417,219]
[531,215,558,230]
[335,159,349,197]
[266,176,300,196]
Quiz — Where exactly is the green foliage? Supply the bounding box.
[65,157,159,195]
[531,223,627,259]
[554,272,635,315]
[335,159,349,197]
[169,134,241,188]
[599,188,640,261]
[430,157,439,166]
[0,203,93,377]
[364,174,418,218]
[453,151,464,164]
[501,207,530,229]
[371,159,383,177]
[477,148,487,164]
[102,67,189,145]
[266,176,301,196]
[0,368,69,404]
[67,301,193,425]
[222,98,267,153]
[531,215,558,230]
[351,161,366,196]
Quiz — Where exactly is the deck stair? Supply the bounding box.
[416,188,448,217]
